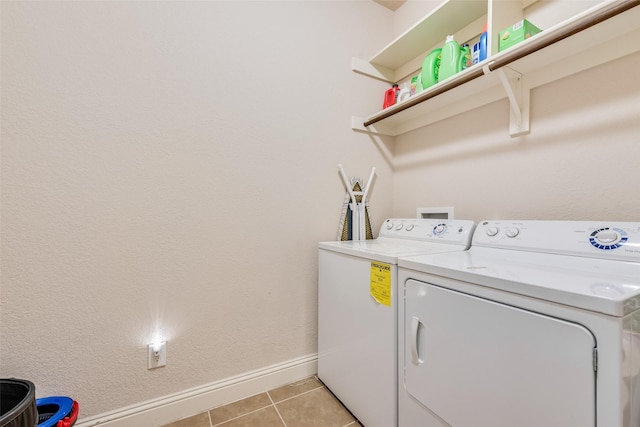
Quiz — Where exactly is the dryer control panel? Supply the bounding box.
[473,220,640,262]
[380,218,475,246]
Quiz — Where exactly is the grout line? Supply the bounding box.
[167,376,357,427]
[269,384,325,405]
[208,377,328,427]
[267,391,288,427]
[210,403,275,427]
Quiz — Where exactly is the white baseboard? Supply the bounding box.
[75,354,318,427]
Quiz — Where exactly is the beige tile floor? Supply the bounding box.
[161,376,363,427]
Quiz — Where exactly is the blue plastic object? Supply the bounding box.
[35,396,73,427]
[479,22,488,61]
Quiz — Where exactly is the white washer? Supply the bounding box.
[318,218,475,427]
[398,220,640,427]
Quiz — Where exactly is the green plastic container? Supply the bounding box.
[460,44,471,70]
[420,48,441,89]
[438,35,462,81]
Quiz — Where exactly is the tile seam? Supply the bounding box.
[209,403,276,427]
[269,384,325,405]
[267,390,288,427]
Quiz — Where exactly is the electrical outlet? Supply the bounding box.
[148,341,167,369]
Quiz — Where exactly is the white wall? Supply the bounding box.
[4,0,638,422]
[0,0,394,419]
[392,52,640,221]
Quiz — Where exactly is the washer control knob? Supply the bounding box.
[486,227,499,237]
[589,227,627,250]
[395,223,403,230]
[433,224,447,235]
[595,229,618,244]
[386,222,394,230]
[405,224,414,231]
[506,227,520,238]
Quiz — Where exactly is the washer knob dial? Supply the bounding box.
[405,224,414,231]
[486,227,499,237]
[386,222,394,230]
[395,224,403,230]
[589,227,628,250]
[433,224,447,235]
[595,230,618,244]
[506,227,520,238]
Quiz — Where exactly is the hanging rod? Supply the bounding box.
[363,0,640,128]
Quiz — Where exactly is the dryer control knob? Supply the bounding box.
[486,227,499,237]
[506,227,520,238]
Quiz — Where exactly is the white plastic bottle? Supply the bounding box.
[397,82,411,103]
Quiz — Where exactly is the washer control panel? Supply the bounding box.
[380,218,475,245]
[473,220,640,261]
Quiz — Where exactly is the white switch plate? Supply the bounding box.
[148,341,167,369]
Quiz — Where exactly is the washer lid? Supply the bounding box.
[319,238,468,264]
[399,246,640,316]
[319,218,475,263]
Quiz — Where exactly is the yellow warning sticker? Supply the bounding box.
[370,261,391,306]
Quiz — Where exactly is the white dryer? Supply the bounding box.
[398,220,640,427]
[318,218,475,427]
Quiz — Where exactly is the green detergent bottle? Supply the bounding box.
[438,35,462,81]
[420,48,441,89]
[460,44,471,70]
[415,73,424,93]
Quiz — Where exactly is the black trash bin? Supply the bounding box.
[0,378,37,427]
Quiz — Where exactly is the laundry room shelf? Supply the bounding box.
[358,0,488,83]
[352,0,640,137]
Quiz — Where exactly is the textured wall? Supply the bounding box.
[0,1,394,418]
[392,52,640,221]
[6,0,635,421]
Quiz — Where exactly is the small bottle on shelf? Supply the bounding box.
[398,82,411,103]
[460,44,472,70]
[479,23,488,61]
[383,84,400,109]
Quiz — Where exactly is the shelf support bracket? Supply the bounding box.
[351,57,395,83]
[351,116,397,136]
[495,67,530,137]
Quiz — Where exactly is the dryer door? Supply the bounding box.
[404,280,596,427]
